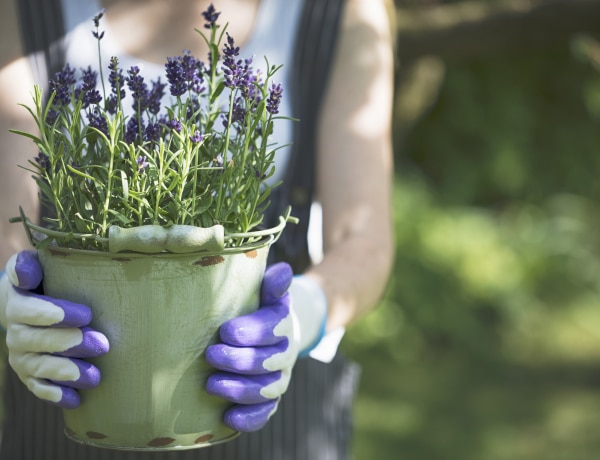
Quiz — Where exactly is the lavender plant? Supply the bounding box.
[11,5,288,250]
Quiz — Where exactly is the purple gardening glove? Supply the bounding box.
[0,250,109,409]
[205,262,328,432]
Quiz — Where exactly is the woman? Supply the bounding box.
[0,0,394,458]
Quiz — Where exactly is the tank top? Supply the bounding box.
[5,1,360,459]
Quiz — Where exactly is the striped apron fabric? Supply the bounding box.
[1,355,360,460]
[3,0,362,459]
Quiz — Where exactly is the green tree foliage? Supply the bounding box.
[344,30,600,460]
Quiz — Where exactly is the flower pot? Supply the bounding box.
[37,237,270,451]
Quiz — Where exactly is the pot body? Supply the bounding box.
[38,245,269,451]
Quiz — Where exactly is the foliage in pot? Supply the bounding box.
[11,5,294,252]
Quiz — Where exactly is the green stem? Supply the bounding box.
[215,91,236,220]
[101,130,117,236]
[96,34,107,101]
[154,142,165,225]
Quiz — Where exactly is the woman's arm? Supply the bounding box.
[0,0,40,266]
[309,0,395,331]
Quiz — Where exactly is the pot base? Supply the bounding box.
[64,427,241,451]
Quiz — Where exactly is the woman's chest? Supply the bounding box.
[98,0,263,65]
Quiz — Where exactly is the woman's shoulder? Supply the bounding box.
[334,0,394,73]
[340,0,394,37]
[0,0,26,69]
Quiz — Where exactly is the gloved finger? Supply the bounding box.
[206,369,291,403]
[218,295,293,347]
[6,250,43,290]
[261,262,293,305]
[9,353,102,389]
[223,399,279,432]
[7,291,92,328]
[206,339,294,374]
[7,324,109,358]
[22,376,81,409]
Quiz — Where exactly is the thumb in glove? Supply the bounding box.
[205,262,327,432]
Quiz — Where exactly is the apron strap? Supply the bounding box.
[15,0,66,88]
[267,0,347,272]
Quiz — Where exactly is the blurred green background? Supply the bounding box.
[343,1,600,459]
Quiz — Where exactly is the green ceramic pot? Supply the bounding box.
[38,242,270,451]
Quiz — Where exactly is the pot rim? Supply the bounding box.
[12,206,296,256]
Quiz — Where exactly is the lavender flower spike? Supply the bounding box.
[92,8,105,40]
[80,66,102,108]
[222,33,242,89]
[108,57,126,99]
[165,57,187,97]
[49,64,77,107]
[126,66,149,112]
[267,83,283,115]
[202,4,221,29]
[93,8,105,27]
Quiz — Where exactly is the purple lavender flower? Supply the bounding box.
[93,9,105,28]
[166,51,205,98]
[145,122,161,142]
[105,95,119,115]
[92,9,105,40]
[165,57,187,97]
[222,38,259,99]
[166,118,183,132]
[266,82,283,115]
[49,64,77,106]
[181,50,205,94]
[105,57,126,114]
[222,33,242,89]
[34,151,50,172]
[108,57,126,97]
[190,130,203,143]
[202,4,220,29]
[46,109,59,126]
[86,107,109,136]
[126,66,149,112]
[79,66,102,108]
[147,78,166,115]
[242,60,262,102]
[125,117,141,144]
[136,155,149,172]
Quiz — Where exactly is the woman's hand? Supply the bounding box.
[205,262,327,432]
[0,250,109,408]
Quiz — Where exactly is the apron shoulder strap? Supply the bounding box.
[268,0,347,272]
[15,0,66,86]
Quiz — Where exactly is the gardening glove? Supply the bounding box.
[0,250,109,409]
[205,262,328,432]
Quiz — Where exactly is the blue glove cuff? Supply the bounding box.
[290,274,329,359]
[298,310,327,358]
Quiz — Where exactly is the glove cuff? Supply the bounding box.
[289,275,328,358]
